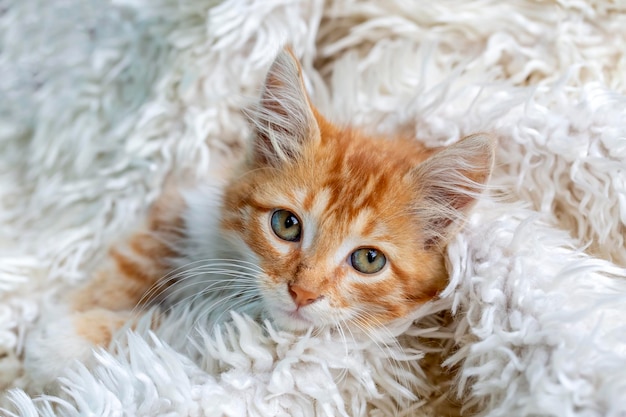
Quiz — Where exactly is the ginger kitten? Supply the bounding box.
[24,48,494,388]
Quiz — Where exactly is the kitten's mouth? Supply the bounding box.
[272,307,315,331]
[283,307,311,322]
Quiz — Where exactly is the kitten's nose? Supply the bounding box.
[288,284,321,307]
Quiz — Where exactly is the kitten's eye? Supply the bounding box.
[270,209,302,242]
[350,248,386,274]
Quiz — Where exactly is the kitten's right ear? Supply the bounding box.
[410,133,495,248]
[249,48,320,166]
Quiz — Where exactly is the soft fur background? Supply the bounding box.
[1,0,626,416]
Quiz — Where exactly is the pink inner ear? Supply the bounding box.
[412,134,495,248]
[256,82,298,163]
[261,71,290,117]
[250,48,319,167]
[422,191,475,249]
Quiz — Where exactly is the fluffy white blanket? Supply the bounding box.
[1,0,626,415]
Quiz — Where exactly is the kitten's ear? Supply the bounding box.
[249,47,320,166]
[411,134,495,248]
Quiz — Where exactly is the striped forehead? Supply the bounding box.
[295,185,390,250]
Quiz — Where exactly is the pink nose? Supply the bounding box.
[288,284,321,307]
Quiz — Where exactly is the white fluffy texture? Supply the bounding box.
[1,0,626,415]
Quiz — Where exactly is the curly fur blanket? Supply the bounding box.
[1,0,626,416]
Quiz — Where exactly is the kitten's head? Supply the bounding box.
[221,49,494,332]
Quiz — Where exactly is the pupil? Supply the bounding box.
[285,215,296,228]
[367,250,377,263]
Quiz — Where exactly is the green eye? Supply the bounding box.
[270,209,302,242]
[350,248,386,274]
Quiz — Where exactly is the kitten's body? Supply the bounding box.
[24,48,494,390]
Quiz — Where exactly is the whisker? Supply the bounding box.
[171,268,259,281]
[182,259,264,274]
[131,273,228,315]
[164,280,257,311]
[144,277,257,323]
[154,287,260,335]
[132,261,260,315]
[334,321,352,384]
[132,263,222,312]
[208,295,262,328]
[185,291,262,337]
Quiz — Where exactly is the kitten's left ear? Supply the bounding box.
[249,47,320,166]
[410,133,495,248]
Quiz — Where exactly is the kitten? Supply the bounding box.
[23,48,494,389]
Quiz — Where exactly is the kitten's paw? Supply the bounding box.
[23,314,98,392]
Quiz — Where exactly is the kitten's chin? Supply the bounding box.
[268,308,318,332]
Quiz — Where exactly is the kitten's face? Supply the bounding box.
[220,49,493,332]
[222,130,447,331]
